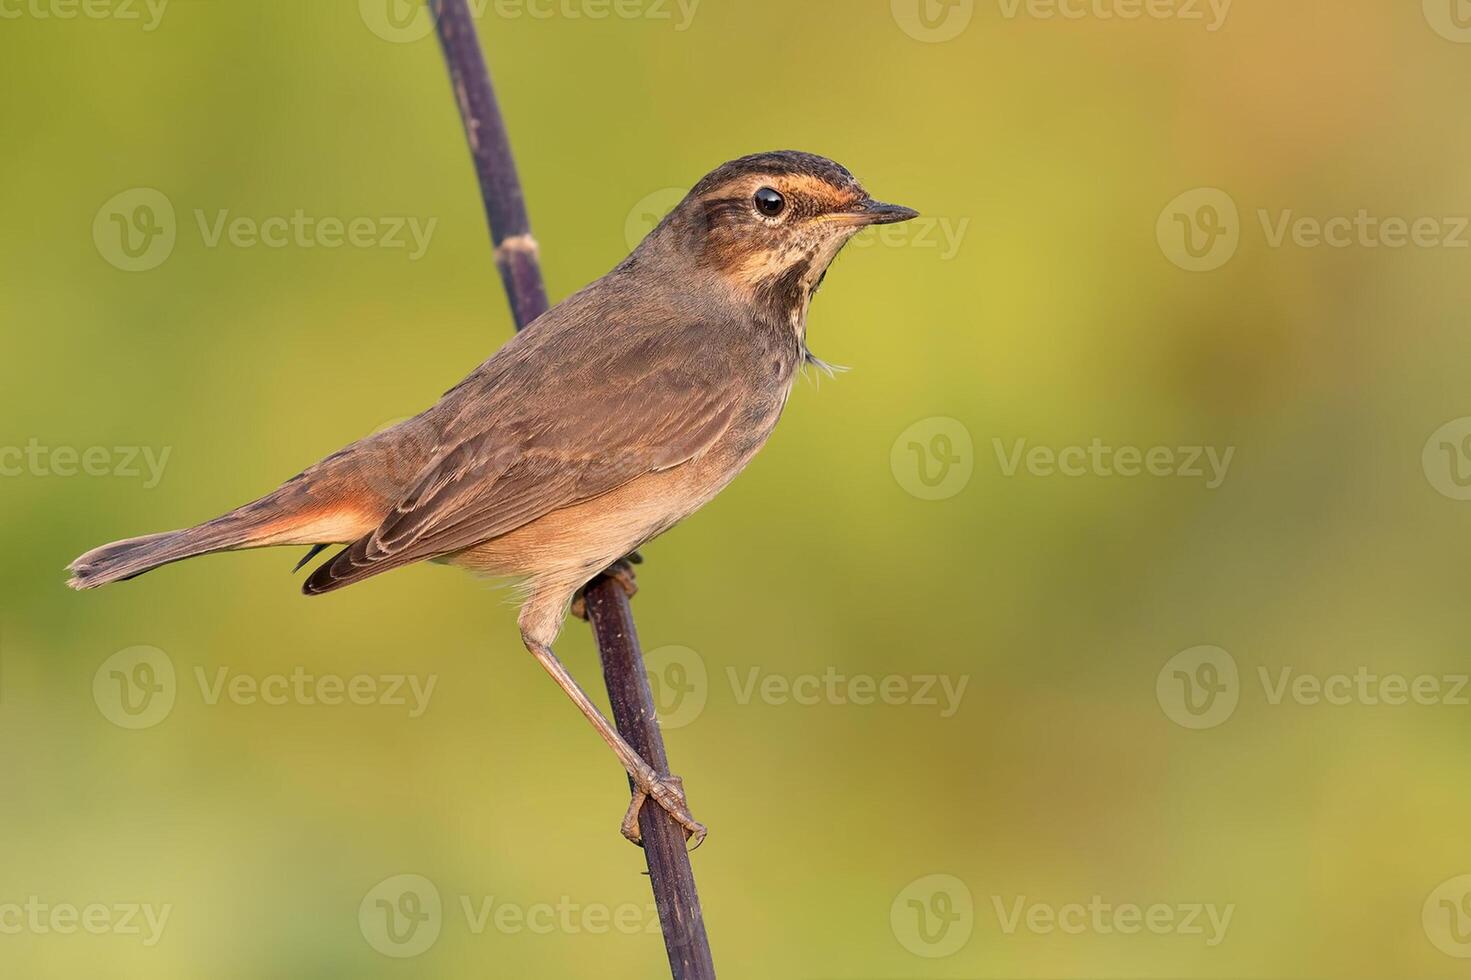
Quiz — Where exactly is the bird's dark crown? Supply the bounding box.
[687,150,860,199]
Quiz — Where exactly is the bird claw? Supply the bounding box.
[570,557,640,621]
[622,770,707,850]
[603,559,639,600]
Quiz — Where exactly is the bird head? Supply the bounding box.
[634,151,918,325]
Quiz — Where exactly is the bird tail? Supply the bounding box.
[65,475,384,591]
[66,421,435,592]
[67,512,273,590]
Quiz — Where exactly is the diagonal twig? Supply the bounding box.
[428,2,716,976]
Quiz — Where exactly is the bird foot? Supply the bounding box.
[622,769,706,850]
[570,556,640,621]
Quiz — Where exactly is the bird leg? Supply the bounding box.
[522,634,706,848]
[569,556,641,621]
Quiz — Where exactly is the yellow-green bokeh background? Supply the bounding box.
[6,0,1471,976]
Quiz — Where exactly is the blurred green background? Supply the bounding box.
[6,0,1471,976]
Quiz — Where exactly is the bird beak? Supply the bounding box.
[830,198,920,226]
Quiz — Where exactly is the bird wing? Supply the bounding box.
[303,311,744,595]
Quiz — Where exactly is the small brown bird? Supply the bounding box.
[69,150,917,845]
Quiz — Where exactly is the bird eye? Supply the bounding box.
[753,187,786,218]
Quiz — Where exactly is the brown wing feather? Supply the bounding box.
[304,291,746,595]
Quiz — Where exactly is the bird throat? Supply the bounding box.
[752,234,851,345]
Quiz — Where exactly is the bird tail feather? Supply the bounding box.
[66,512,271,591]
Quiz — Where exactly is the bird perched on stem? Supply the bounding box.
[69,150,918,846]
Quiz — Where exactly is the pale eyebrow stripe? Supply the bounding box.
[699,174,858,210]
